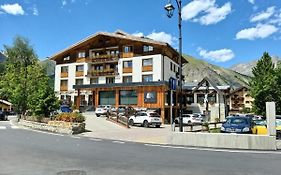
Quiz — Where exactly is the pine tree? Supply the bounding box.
[250,52,279,116]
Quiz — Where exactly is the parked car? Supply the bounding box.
[110,106,136,117]
[221,116,253,134]
[0,111,8,121]
[193,113,206,122]
[174,114,203,125]
[95,105,112,117]
[128,111,161,128]
[252,117,281,138]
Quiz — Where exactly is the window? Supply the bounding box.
[60,80,68,86]
[142,58,153,66]
[186,95,194,104]
[75,79,83,85]
[142,75,153,82]
[76,65,84,71]
[106,77,115,84]
[170,62,173,71]
[61,66,68,73]
[90,78,98,84]
[63,56,70,61]
[94,65,103,70]
[173,64,176,72]
[119,90,137,105]
[143,45,154,52]
[123,76,132,83]
[99,91,115,105]
[197,94,205,104]
[78,52,85,58]
[123,61,132,68]
[124,46,133,53]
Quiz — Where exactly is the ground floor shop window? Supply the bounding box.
[119,90,137,105]
[99,91,115,105]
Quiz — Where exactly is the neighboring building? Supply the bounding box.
[50,30,186,123]
[0,99,12,111]
[183,77,230,122]
[228,86,254,113]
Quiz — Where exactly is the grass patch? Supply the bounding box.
[209,128,221,133]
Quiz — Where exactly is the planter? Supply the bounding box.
[19,120,85,135]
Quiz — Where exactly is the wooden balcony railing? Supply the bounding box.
[87,68,118,77]
[88,54,119,64]
[75,71,84,77]
[123,67,132,73]
[142,65,153,72]
[121,52,134,58]
[60,72,68,78]
[76,57,89,63]
[60,85,68,91]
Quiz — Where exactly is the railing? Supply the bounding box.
[60,72,68,78]
[88,54,119,64]
[60,85,68,91]
[87,69,118,77]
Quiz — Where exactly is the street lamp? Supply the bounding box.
[164,0,184,132]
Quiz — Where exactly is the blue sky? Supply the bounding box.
[0,0,280,68]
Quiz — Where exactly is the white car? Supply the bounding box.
[128,111,162,128]
[95,105,111,117]
[174,114,203,125]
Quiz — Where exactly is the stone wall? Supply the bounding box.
[19,120,85,135]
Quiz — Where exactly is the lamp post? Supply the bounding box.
[165,0,183,132]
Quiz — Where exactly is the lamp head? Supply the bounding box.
[164,3,175,18]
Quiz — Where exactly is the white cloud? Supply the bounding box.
[196,2,232,25]
[250,6,275,22]
[33,6,38,16]
[248,0,255,4]
[182,0,232,25]
[0,3,24,15]
[147,31,177,45]
[182,0,215,20]
[198,47,235,62]
[236,24,278,40]
[132,32,144,37]
[62,0,67,6]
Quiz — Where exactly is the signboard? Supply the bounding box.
[144,91,157,103]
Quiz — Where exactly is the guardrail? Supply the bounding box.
[176,122,222,132]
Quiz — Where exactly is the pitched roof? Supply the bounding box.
[50,30,177,60]
[0,99,12,106]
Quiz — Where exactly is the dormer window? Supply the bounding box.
[78,51,85,58]
[143,45,154,52]
[63,56,70,61]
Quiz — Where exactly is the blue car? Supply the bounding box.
[221,116,253,134]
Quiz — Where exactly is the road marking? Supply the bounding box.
[113,141,125,144]
[144,144,281,155]
[0,126,6,129]
[90,138,102,141]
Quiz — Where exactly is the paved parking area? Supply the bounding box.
[79,112,171,144]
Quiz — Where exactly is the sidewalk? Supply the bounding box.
[79,112,171,144]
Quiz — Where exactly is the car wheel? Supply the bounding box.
[96,114,100,117]
[156,125,160,128]
[188,120,191,124]
[174,120,178,124]
[129,119,134,126]
[143,120,149,128]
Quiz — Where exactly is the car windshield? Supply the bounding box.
[227,118,248,125]
[182,115,191,118]
[254,120,266,126]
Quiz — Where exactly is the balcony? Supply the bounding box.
[88,54,119,64]
[76,57,89,63]
[142,65,153,72]
[123,67,132,73]
[60,85,68,91]
[75,71,84,77]
[60,72,68,78]
[121,52,134,58]
[87,68,118,77]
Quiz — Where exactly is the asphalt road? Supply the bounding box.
[1,118,281,175]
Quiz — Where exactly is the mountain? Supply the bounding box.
[40,59,56,76]
[0,52,6,62]
[183,55,250,88]
[230,56,281,76]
